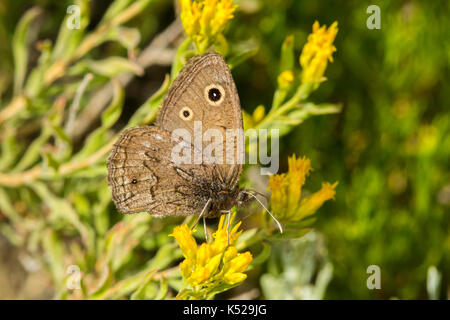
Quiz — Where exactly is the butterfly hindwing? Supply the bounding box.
[107,126,212,216]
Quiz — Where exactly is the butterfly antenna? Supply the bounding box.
[245,189,269,201]
[244,192,283,233]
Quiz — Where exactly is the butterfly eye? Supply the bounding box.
[204,84,225,106]
[179,106,193,120]
[131,179,138,184]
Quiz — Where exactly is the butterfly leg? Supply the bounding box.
[203,216,209,243]
[221,210,232,246]
[191,198,212,231]
[226,211,231,246]
[241,191,283,234]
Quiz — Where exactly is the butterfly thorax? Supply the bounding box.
[194,179,239,218]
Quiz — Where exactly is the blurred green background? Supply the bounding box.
[0,0,449,299]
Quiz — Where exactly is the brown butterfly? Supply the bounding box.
[107,53,253,220]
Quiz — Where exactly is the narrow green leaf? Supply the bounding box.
[147,243,180,271]
[0,128,21,170]
[73,79,124,159]
[30,182,93,249]
[82,57,144,77]
[250,242,271,267]
[0,223,23,246]
[167,278,183,293]
[92,184,112,235]
[101,0,134,24]
[72,192,91,219]
[130,271,157,300]
[107,26,141,51]
[235,228,260,250]
[89,265,114,299]
[14,126,52,172]
[51,125,71,145]
[12,7,42,95]
[155,278,169,300]
[279,35,295,73]
[43,152,61,171]
[101,79,125,129]
[171,38,193,79]
[0,188,22,223]
[24,40,52,97]
[227,42,259,70]
[52,0,90,61]
[42,229,65,288]
[73,129,108,161]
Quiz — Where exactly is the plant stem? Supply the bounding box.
[255,82,313,130]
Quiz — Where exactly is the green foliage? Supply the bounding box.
[233,0,449,299]
[260,231,333,299]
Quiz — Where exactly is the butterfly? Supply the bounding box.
[107,53,251,219]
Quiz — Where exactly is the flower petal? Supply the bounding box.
[170,224,197,260]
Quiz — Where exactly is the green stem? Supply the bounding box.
[271,88,288,110]
[255,83,312,130]
[171,38,192,79]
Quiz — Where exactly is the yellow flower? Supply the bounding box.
[268,174,288,219]
[243,105,266,131]
[252,105,266,124]
[170,224,198,260]
[286,155,311,218]
[222,251,253,285]
[277,70,295,89]
[171,213,252,299]
[296,182,338,221]
[300,21,338,84]
[268,155,337,223]
[179,0,238,53]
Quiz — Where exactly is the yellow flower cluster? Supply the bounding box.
[179,0,238,53]
[268,154,338,222]
[300,21,338,84]
[170,213,252,294]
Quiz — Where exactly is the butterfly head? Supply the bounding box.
[203,185,237,218]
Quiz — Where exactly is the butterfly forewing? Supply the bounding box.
[157,53,244,187]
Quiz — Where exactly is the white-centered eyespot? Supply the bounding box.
[204,84,225,106]
[179,106,193,121]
